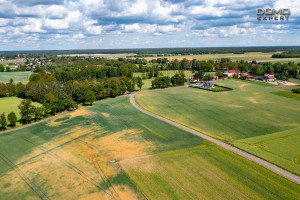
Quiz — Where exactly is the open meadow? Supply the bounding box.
[0,72,32,83]
[133,70,193,90]
[0,96,299,199]
[0,97,41,128]
[135,79,300,176]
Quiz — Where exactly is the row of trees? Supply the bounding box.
[151,73,186,89]
[0,112,17,131]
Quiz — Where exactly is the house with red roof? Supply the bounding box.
[264,74,275,82]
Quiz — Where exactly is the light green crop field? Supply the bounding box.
[135,79,300,175]
[0,97,41,128]
[289,78,300,85]
[0,72,32,83]
[122,142,300,200]
[141,52,275,61]
[133,70,193,90]
[0,97,298,199]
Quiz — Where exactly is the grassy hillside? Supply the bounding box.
[0,96,298,199]
[135,79,300,175]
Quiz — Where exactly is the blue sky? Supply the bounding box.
[0,0,299,50]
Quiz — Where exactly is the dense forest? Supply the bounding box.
[272,52,300,58]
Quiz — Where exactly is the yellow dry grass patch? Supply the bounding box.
[97,129,153,160]
[101,112,110,117]
[69,107,91,118]
[48,115,68,127]
[239,83,248,91]
[225,104,244,108]
[3,125,150,199]
[121,155,155,173]
[248,97,258,104]
[0,170,40,200]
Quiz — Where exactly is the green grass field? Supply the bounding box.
[0,72,32,83]
[122,142,300,200]
[141,52,275,61]
[0,97,41,128]
[289,78,300,85]
[133,70,193,90]
[233,79,277,87]
[0,96,298,199]
[135,79,300,175]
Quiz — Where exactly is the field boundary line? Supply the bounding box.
[129,93,300,185]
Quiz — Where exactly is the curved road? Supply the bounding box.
[130,93,300,185]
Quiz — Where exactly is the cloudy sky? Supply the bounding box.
[0,0,299,50]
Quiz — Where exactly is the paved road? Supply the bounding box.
[130,93,300,185]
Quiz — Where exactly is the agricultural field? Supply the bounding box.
[135,79,300,175]
[0,97,41,128]
[0,72,32,83]
[133,70,193,90]
[140,52,275,61]
[289,78,300,85]
[0,97,299,199]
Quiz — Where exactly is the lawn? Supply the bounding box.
[135,79,300,175]
[133,70,193,90]
[0,72,32,83]
[0,96,298,199]
[0,97,41,128]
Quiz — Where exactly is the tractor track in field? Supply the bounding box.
[20,137,118,200]
[0,152,50,200]
[129,93,300,185]
[78,139,121,200]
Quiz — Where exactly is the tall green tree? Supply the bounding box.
[18,99,35,124]
[84,90,96,105]
[33,106,44,121]
[8,112,17,127]
[0,112,7,131]
[136,77,144,90]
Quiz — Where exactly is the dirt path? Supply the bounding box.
[129,93,300,185]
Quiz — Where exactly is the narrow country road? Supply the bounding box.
[130,93,300,185]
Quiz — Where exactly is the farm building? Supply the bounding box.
[210,74,218,81]
[264,74,275,82]
[257,76,264,81]
[190,76,200,83]
[247,76,255,81]
[241,72,249,77]
[223,71,234,77]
